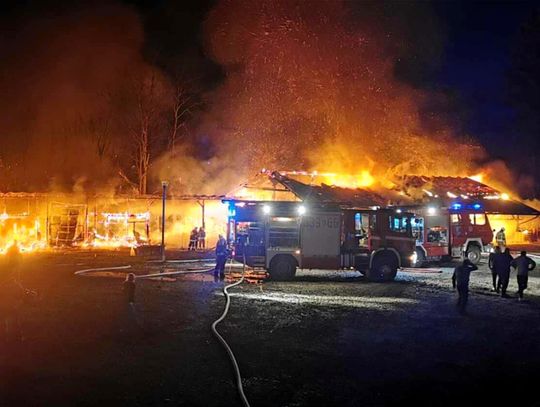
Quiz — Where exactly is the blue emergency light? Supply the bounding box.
[227,201,236,218]
[450,202,482,211]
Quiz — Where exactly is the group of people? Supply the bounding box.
[188,227,206,250]
[488,247,536,299]
[453,246,536,315]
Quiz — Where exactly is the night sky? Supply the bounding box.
[1,0,539,196]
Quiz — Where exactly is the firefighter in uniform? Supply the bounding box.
[496,227,506,248]
[188,227,198,251]
[214,235,228,281]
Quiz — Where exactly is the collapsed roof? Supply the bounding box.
[269,171,389,207]
[268,171,540,216]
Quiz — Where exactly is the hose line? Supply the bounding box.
[75,258,251,406]
[211,257,251,407]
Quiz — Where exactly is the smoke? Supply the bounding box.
[1,0,530,199]
[192,0,486,189]
[0,3,160,193]
[152,146,245,196]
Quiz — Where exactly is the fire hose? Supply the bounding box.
[75,258,251,407]
[74,262,216,279]
[211,256,251,407]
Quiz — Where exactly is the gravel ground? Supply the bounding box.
[2,251,540,406]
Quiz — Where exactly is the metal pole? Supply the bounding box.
[202,200,206,229]
[161,181,168,262]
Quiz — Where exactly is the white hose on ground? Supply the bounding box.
[211,257,251,407]
[74,261,214,279]
[146,258,215,264]
[74,265,132,276]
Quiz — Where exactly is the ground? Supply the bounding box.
[2,250,540,407]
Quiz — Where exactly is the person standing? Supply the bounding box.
[496,227,506,248]
[488,246,501,292]
[214,235,228,281]
[123,273,136,304]
[511,251,536,300]
[452,259,478,315]
[198,227,206,250]
[122,273,138,334]
[188,227,198,251]
[494,248,514,297]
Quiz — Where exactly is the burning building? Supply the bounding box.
[0,192,228,255]
[239,170,540,247]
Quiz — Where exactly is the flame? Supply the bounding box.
[469,173,484,183]
[318,170,375,189]
[0,212,46,255]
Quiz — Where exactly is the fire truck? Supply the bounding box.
[224,200,416,282]
[407,202,494,266]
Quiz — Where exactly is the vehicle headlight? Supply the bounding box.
[410,252,418,264]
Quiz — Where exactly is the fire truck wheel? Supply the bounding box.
[368,252,398,282]
[269,255,297,281]
[466,245,481,265]
[412,248,425,268]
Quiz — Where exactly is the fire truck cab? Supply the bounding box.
[225,200,416,282]
[409,202,493,266]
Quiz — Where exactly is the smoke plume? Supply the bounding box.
[0,3,162,193]
[198,0,485,188]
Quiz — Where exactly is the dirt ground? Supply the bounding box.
[2,250,540,407]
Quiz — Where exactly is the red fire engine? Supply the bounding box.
[225,200,416,282]
[407,202,494,266]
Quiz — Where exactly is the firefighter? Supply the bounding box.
[511,251,536,300]
[452,259,478,315]
[496,227,506,248]
[198,227,206,250]
[214,234,228,281]
[488,246,501,292]
[493,248,514,297]
[188,227,198,251]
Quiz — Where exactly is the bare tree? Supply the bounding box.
[87,116,112,161]
[168,74,200,151]
[118,71,167,195]
[169,84,195,151]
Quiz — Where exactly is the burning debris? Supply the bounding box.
[0,193,228,255]
[0,211,46,255]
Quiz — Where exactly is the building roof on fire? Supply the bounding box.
[394,175,499,198]
[269,171,389,208]
[269,172,540,216]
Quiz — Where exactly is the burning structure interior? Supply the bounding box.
[1,170,539,256]
[0,193,227,255]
